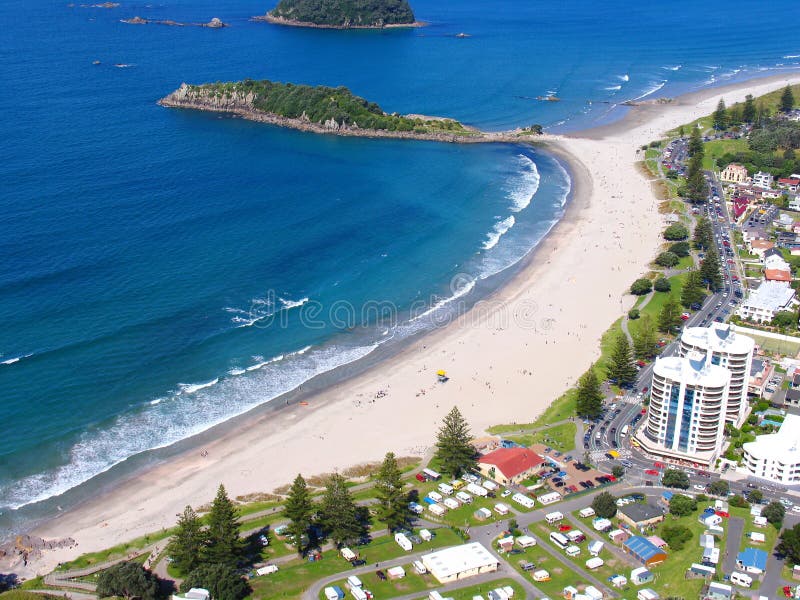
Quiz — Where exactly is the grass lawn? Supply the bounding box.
[729,506,779,554]
[646,511,722,599]
[486,422,538,435]
[409,578,524,600]
[734,330,800,356]
[676,254,694,270]
[505,541,593,598]
[702,138,749,170]
[252,528,460,599]
[320,569,436,599]
[528,422,577,453]
[627,272,689,340]
[55,530,172,571]
[528,521,636,592]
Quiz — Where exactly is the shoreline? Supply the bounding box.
[12,72,800,577]
[253,14,426,30]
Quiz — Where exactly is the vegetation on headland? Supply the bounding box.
[162,79,472,135]
[266,0,416,28]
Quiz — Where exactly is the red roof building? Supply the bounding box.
[778,178,800,192]
[477,447,545,484]
[765,269,792,282]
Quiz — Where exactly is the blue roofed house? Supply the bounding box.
[736,547,768,574]
[622,536,667,567]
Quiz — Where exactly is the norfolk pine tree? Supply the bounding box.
[319,473,365,547]
[374,452,410,531]
[434,407,477,478]
[168,505,205,574]
[781,84,795,113]
[607,333,637,386]
[713,98,727,130]
[575,370,603,420]
[203,484,244,567]
[742,94,756,123]
[284,474,314,555]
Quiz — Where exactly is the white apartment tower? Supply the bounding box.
[679,323,754,427]
[637,352,731,465]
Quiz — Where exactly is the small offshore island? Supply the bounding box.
[159,79,543,142]
[256,0,422,29]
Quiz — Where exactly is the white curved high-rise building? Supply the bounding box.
[637,352,731,465]
[679,323,754,427]
[742,415,800,484]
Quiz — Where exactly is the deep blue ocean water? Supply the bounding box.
[1,0,798,532]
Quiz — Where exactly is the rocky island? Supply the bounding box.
[158,79,493,142]
[258,0,421,29]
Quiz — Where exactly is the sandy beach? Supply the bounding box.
[19,72,800,576]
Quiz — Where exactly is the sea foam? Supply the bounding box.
[482,216,516,250]
[507,154,540,212]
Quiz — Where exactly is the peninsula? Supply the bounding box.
[258,0,420,29]
[159,80,538,142]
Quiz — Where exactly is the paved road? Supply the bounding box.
[722,516,745,575]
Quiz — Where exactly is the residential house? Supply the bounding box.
[752,171,774,190]
[617,503,666,530]
[477,447,545,485]
[720,163,749,184]
[737,280,797,323]
[779,177,800,193]
[735,547,768,574]
[749,358,775,396]
[747,239,776,258]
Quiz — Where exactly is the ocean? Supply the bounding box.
[0,0,798,533]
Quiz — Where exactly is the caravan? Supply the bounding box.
[545,511,564,524]
[549,532,569,549]
[730,572,753,588]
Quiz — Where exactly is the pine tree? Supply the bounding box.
[700,247,722,291]
[692,217,714,250]
[780,84,795,113]
[633,314,658,359]
[575,370,603,420]
[742,94,756,123]
[374,452,410,531]
[688,125,704,157]
[319,473,365,547]
[680,270,707,308]
[607,333,637,386]
[433,407,477,478]
[685,155,707,203]
[203,484,244,567]
[284,474,314,555]
[168,506,205,574]
[658,296,681,333]
[713,98,727,130]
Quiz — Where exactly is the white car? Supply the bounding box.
[693,484,706,491]
[501,489,512,498]
[792,506,800,514]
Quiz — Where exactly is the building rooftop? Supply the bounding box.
[619,503,664,524]
[765,269,792,282]
[736,547,768,571]
[478,447,544,479]
[654,354,730,388]
[741,280,795,312]
[743,414,800,462]
[623,536,665,561]
[421,542,498,580]
[681,323,754,356]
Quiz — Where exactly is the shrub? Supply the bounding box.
[630,278,653,295]
[654,277,671,292]
[663,223,689,241]
[655,252,679,268]
[628,308,640,320]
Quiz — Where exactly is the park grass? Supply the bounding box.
[321,569,435,599]
[55,530,172,571]
[528,520,635,592]
[486,422,538,435]
[252,528,460,599]
[627,272,689,340]
[409,578,524,600]
[527,422,577,453]
[505,542,593,599]
[729,505,779,554]
[743,331,800,356]
[701,137,749,170]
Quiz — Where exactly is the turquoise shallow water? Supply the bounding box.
[0,0,798,532]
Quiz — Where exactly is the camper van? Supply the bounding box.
[412,560,427,575]
[466,482,488,497]
[443,497,460,510]
[565,545,580,557]
[549,532,570,549]
[494,503,510,515]
[579,507,596,518]
[545,511,564,524]
[422,468,441,481]
[346,576,363,590]
[427,491,443,503]
[730,572,753,588]
[438,483,454,495]
[394,533,412,551]
[455,491,473,504]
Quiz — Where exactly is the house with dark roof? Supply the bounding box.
[477,447,545,485]
[622,536,667,566]
[617,503,665,529]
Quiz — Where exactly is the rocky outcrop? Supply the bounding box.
[121,16,227,27]
[158,84,548,145]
